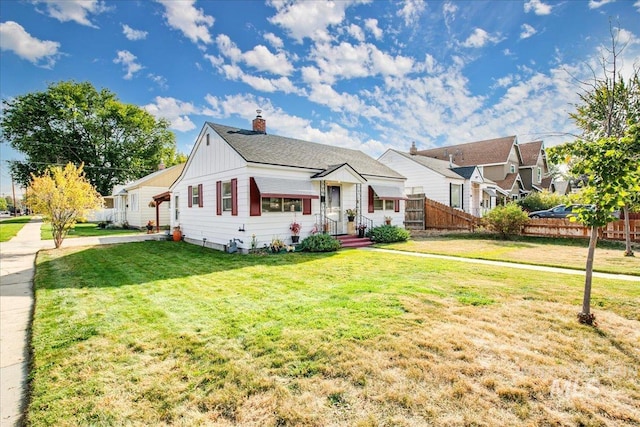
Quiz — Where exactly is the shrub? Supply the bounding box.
[518,190,568,212]
[482,204,529,238]
[367,225,410,243]
[299,233,341,252]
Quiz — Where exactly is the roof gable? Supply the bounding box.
[518,140,544,167]
[416,136,517,167]
[385,149,464,179]
[118,163,185,193]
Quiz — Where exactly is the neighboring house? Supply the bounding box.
[170,113,406,253]
[518,140,549,193]
[112,163,185,228]
[415,135,532,202]
[378,148,496,217]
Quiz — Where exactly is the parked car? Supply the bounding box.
[528,204,592,219]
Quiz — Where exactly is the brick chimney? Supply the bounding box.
[409,141,417,155]
[252,109,266,133]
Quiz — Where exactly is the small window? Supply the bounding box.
[222,182,232,211]
[206,133,210,146]
[509,164,516,173]
[451,184,462,209]
[511,194,518,201]
[537,167,542,183]
[261,197,302,213]
[191,186,200,207]
[373,194,394,211]
[174,196,179,220]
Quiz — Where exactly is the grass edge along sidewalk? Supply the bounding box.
[27,242,640,426]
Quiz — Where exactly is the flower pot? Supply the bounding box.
[172,227,182,242]
[358,229,365,238]
[347,216,355,222]
[291,235,300,244]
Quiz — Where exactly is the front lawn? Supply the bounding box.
[384,234,640,276]
[40,222,145,240]
[30,242,639,426]
[0,216,32,242]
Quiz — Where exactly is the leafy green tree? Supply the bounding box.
[547,25,639,326]
[0,198,7,211]
[517,191,569,212]
[27,163,103,248]
[1,81,178,195]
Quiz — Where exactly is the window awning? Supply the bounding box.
[483,188,497,197]
[253,176,319,199]
[370,184,406,200]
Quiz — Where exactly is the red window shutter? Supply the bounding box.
[368,186,374,213]
[216,181,222,215]
[249,177,261,216]
[188,186,193,208]
[394,199,400,212]
[303,198,311,215]
[231,178,238,216]
[198,184,203,207]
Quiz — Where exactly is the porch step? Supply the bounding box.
[337,234,373,249]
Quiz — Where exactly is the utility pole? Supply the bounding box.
[11,174,17,216]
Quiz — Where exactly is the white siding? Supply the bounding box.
[378,150,463,207]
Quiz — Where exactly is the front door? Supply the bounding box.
[327,185,342,234]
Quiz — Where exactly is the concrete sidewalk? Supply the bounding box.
[0,219,161,427]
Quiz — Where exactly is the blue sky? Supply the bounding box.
[1,0,639,196]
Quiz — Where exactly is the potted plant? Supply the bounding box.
[290,220,301,243]
[384,216,392,225]
[270,237,285,253]
[357,223,367,238]
[345,208,357,222]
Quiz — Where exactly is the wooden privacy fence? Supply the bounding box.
[404,194,425,230]
[524,218,640,242]
[422,197,479,231]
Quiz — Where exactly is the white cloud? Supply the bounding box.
[346,24,365,42]
[156,0,214,45]
[113,50,143,79]
[461,28,501,48]
[242,45,294,76]
[364,19,382,40]
[263,32,283,49]
[33,0,108,27]
[635,0,640,12]
[215,34,242,62]
[442,2,457,31]
[397,0,426,26]
[122,24,147,41]
[147,73,168,90]
[267,0,354,42]
[523,0,553,15]
[143,96,198,132]
[0,21,60,68]
[588,0,616,9]
[520,23,537,39]
[309,41,414,84]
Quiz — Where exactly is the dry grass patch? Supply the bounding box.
[385,235,640,276]
[29,242,639,426]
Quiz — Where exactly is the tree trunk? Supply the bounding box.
[578,226,598,325]
[622,205,634,257]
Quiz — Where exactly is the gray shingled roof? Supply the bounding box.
[388,149,463,179]
[208,122,404,179]
[416,135,517,167]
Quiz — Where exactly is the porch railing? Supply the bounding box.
[315,214,338,235]
[358,214,373,233]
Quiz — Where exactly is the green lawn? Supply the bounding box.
[40,222,145,240]
[29,241,639,426]
[383,234,640,276]
[0,216,32,242]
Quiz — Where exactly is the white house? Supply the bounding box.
[170,114,406,252]
[378,148,496,217]
[112,163,185,229]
